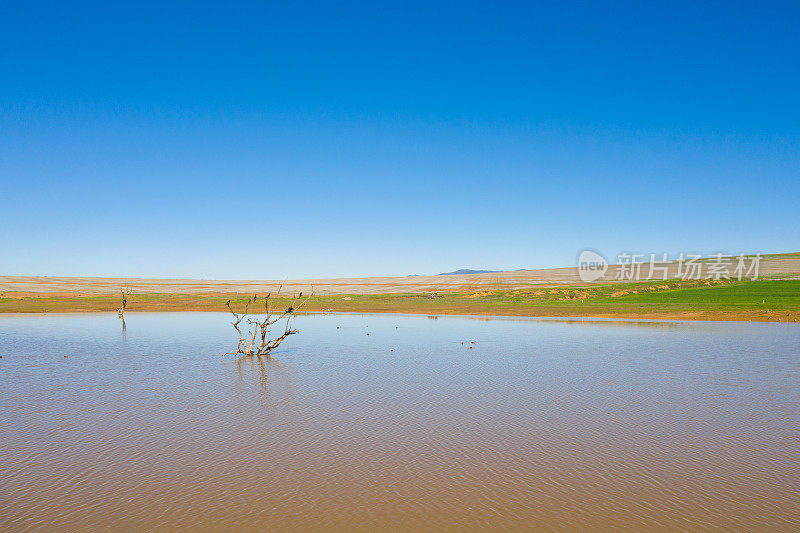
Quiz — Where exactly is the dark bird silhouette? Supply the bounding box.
[226,299,230,306]
[285,306,294,314]
[299,292,303,297]
[253,294,257,301]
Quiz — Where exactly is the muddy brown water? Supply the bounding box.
[1,313,798,531]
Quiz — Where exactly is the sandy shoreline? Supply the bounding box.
[1,291,797,323]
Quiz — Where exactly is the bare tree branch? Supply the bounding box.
[117,287,131,318]
[224,287,312,358]
[116,287,132,332]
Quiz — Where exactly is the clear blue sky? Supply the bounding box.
[1,1,798,279]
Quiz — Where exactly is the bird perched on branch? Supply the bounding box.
[253,294,257,302]
[285,306,294,314]
[299,292,303,297]
[226,299,230,306]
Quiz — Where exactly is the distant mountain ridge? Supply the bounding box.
[437,268,501,276]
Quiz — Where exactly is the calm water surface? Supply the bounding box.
[1,313,799,531]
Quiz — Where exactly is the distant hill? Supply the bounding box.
[438,269,501,276]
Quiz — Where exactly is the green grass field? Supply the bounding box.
[2,279,797,321]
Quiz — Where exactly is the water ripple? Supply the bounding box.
[1,313,799,531]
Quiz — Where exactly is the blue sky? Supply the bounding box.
[1,1,798,279]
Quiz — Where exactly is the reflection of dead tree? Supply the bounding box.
[237,352,285,394]
[225,286,312,358]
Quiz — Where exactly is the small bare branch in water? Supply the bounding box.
[118,288,131,331]
[117,288,130,318]
[225,286,312,358]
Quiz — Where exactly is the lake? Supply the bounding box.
[1,313,799,531]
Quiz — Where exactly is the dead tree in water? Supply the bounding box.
[225,286,311,358]
[117,289,129,318]
[117,288,131,331]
